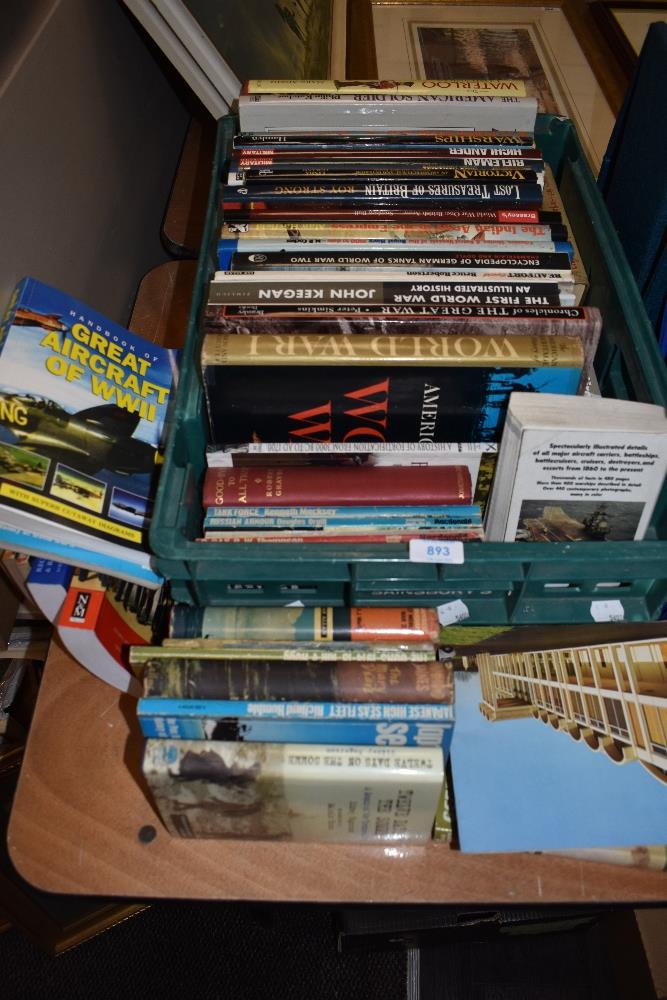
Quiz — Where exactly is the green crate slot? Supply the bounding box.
[150,115,667,622]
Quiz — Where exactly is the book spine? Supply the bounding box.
[206,304,589,322]
[233,132,537,149]
[201,465,472,507]
[223,182,544,205]
[229,251,570,272]
[139,714,455,749]
[139,699,455,721]
[142,658,453,703]
[169,605,440,643]
[244,79,527,96]
[138,640,439,663]
[221,208,561,225]
[142,739,444,841]
[207,280,574,308]
[219,222,563,241]
[201,529,483,543]
[229,164,544,183]
[238,95,538,133]
[202,333,583,368]
[203,502,482,521]
[217,241,570,270]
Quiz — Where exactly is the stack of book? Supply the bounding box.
[134,605,453,842]
[200,78,601,547]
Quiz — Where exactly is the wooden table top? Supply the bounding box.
[8,642,667,903]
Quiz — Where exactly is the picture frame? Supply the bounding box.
[346,0,627,170]
[589,1,667,84]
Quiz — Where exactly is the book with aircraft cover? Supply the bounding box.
[0,278,178,584]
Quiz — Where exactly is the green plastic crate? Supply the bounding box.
[150,114,667,622]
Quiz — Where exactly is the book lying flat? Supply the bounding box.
[0,278,178,586]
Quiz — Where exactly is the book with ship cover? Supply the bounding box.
[200,332,584,445]
[484,394,667,542]
[0,278,178,586]
[142,739,444,841]
[450,636,667,851]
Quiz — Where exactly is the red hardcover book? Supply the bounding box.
[202,465,472,508]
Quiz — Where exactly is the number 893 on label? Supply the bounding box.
[409,539,465,564]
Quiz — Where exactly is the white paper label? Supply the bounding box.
[437,600,470,626]
[409,539,465,564]
[590,599,625,622]
[284,600,305,608]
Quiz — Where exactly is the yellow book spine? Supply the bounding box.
[245,79,528,97]
[202,333,584,369]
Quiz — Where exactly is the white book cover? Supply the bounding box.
[143,740,444,842]
[484,394,667,542]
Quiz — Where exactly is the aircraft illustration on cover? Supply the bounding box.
[0,393,157,476]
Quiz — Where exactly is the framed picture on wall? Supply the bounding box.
[347,0,628,171]
[590,1,667,82]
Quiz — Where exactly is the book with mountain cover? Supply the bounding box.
[142,739,444,842]
[201,333,583,445]
[0,278,177,584]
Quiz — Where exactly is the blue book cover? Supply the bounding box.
[450,639,667,851]
[203,504,482,530]
[0,278,178,573]
[0,524,162,588]
[26,557,73,622]
[138,698,455,722]
[139,714,454,750]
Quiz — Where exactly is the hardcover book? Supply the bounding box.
[237,93,538,133]
[168,605,440,644]
[200,333,583,445]
[142,739,444,841]
[233,131,538,151]
[208,274,577,306]
[484,394,667,542]
[139,713,455,749]
[141,656,453,704]
[243,80,529,96]
[0,278,178,585]
[201,464,472,508]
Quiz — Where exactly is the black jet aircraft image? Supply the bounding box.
[0,395,156,476]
